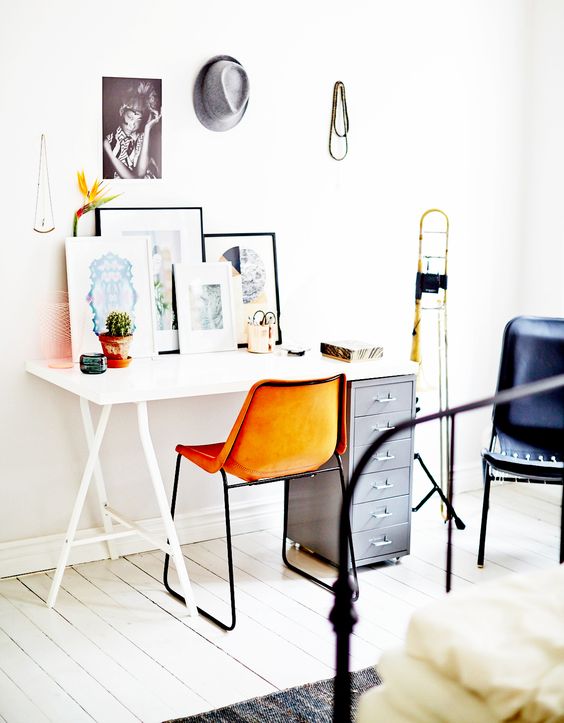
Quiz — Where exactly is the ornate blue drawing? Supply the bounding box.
[86,253,137,334]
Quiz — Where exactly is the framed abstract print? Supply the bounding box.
[96,207,204,353]
[174,262,237,354]
[203,232,281,347]
[65,235,156,362]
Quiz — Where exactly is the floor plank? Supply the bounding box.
[194,536,384,668]
[0,665,50,723]
[0,589,137,723]
[177,537,393,667]
[1,578,172,723]
[145,543,344,670]
[229,530,405,648]
[64,560,271,712]
[0,626,92,723]
[22,572,199,721]
[123,550,335,688]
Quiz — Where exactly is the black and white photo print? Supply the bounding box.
[102,76,162,180]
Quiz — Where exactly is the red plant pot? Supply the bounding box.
[98,334,133,367]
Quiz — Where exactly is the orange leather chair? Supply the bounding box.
[163,374,358,630]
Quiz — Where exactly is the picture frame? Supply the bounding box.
[174,262,237,354]
[65,235,156,362]
[96,207,204,353]
[203,232,282,347]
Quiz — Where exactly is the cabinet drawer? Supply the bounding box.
[354,411,412,446]
[352,495,409,532]
[353,523,409,561]
[354,468,411,504]
[354,381,412,417]
[353,438,412,474]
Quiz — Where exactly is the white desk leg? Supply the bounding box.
[47,403,113,608]
[80,397,118,560]
[136,401,198,616]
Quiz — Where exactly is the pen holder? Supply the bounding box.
[247,323,274,353]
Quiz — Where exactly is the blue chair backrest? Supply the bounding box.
[493,316,564,459]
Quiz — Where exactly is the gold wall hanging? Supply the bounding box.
[329,81,349,161]
[33,134,55,233]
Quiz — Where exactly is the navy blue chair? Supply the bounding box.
[478,316,564,567]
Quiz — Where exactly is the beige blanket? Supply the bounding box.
[358,566,564,722]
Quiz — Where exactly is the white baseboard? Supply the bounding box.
[0,497,282,580]
[1,464,484,580]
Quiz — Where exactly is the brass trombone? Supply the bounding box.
[410,209,464,529]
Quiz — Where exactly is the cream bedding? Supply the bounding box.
[358,566,564,722]
[358,648,497,722]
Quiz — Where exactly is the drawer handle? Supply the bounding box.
[371,481,394,490]
[371,424,396,432]
[372,396,397,403]
[372,453,396,462]
[369,536,393,547]
[371,509,392,519]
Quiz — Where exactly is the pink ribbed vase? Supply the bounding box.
[39,290,73,368]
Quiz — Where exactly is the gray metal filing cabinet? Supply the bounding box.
[286,374,416,567]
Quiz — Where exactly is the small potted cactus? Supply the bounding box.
[98,310,134,368]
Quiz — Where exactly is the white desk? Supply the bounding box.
[26,350,417,614]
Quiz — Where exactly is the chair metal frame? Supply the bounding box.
[331,372,564,723]
[163,376,359,631]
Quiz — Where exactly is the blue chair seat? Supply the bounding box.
[482,449,564,481]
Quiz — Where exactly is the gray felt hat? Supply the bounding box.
[193,55,250,132]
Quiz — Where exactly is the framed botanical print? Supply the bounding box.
[65,235,156,362]
[174,262,237,354]
[96,207,204,353]
[203,232,282,347]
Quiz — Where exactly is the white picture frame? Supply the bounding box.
[174,262,237,354]
[96,207,204,353]
[65,235,156,362]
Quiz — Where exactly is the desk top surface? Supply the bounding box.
[26,351,418,405]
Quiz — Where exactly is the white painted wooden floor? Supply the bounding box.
[0,482,561,722]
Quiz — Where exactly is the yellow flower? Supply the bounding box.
[73,171,121,236]
[77,170,88,198]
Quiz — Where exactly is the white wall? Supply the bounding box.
[1,0,543,572]
[521,0,564,314]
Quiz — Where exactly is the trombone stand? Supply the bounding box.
[412,452,465,529]
[410,209,465,530]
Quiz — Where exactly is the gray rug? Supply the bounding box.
[165,666,381,722]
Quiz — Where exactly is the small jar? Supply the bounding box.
[247,323,274,353]
[80,353,107,374]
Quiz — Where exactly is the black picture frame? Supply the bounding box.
[96,206,205,353]
[203,232,282,347]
